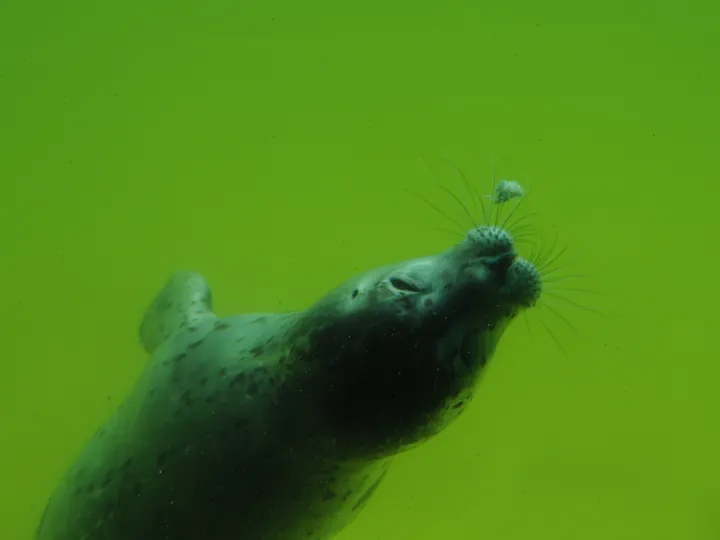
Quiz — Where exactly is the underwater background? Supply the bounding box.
[2,0,718,538]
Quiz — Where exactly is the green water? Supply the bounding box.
[2,0,719,538]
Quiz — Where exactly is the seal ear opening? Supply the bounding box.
[139,272,216,354]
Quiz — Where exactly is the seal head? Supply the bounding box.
[287,225,542,459]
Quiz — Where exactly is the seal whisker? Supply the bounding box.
[542,292,605,315]
[534,232,561,270]
[537,243,570,274]
[542,273,592,284]
[436,227,463,238]
[506,224,539,239]
[539,243,592,277]
[523,310,533,338]
[514,237,540,250]
[489,159,499,227]
[440,157,488,226]
[544,286,606,297]
[438,184,478,230]
[538,300,580,335]
[405,189,466,234]
[420,155,480,229]
[512,232,539,242]
[534,311,569,359]
[499,193,530,232]
[540,259,580,278]
[527,234,543,268]
[530,240,550,269]
[504,211,542,235]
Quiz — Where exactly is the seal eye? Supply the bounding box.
[389,277,421,293]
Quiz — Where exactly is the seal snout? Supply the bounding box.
[460,226,542,310]
[466,225,514,256]
[486,253,516,286]
[504,257,542,308]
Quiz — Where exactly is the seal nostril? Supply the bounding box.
[389,277,421,293]
[488,254,515,282]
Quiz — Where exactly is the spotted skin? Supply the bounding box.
[36,226,542,540]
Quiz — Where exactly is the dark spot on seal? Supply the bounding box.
[188,339,204,349]
[252,317,267,324]
[102,471,113,488]
[173,352,187,363]
[424,297,433,307]
[180,390,193,406]
[219,368,227,377]
[205,390,221,403]
[351,289,359,299]
[452,401,464,409]
[215,321,231,331]
[460,349,473,368]
[322,489,336,501]
[230,373,246,387]
[250,345,264,357]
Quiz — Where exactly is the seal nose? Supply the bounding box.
[487,253,515,284]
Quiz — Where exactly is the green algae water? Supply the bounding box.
[2,0,719,538]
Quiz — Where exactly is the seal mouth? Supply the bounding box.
[486,252,517,288]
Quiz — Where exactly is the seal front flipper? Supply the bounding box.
[139,271,217,354]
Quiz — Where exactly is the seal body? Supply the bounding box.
[36,226,542,540]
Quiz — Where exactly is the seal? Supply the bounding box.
[36,225,542,540]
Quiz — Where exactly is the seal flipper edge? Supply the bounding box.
[139,271,216,354]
